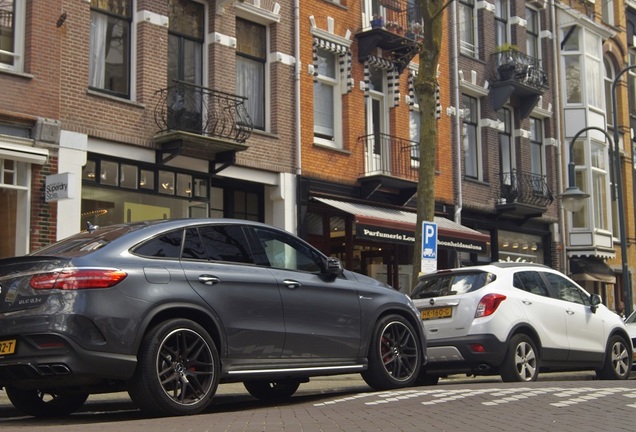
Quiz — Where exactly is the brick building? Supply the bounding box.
[0,0,298,261]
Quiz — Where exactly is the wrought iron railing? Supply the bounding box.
[154,81,253,143]
[369,0,423,40]
[498,170,554,208]
[359,133,420,181]
[490,49,548,90]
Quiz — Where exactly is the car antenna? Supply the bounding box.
[86,221,99,233]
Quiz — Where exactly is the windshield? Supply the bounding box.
[626,310,636,324]
[411,271,495,299]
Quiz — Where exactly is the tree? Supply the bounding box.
[410,0,447,290]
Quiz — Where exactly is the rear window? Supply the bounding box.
[31,224,147,257]
[411,271,495,299]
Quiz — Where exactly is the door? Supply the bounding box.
[181,225,285,358]
[365,67,388,175]
[543,272,606,361]
[167,0,204,132]
[250,226,362,359]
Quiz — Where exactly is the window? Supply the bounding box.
[585,31,602,109]
[133,229,184,259]
[572,139,589,229]
[0,0,25,72]
[545,273,588,305]
[494,0,509,47]
[591,141,609,231]
[629,52,636,118]
[498,108,513,182]
[459,0,477,57]
[236,18,266,130]
[196,225,254,263]
[562,27,581,104]
[602,0,614,26]
[89,0,132,98]
[513,272,548,296]
[604,58,615,132]
[253,227,322,273]
[313,47,341,147]
[529,118,544,192]
[463,95,480,179]
[526,8,540,61]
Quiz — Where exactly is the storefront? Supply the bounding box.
[305,197,490,293]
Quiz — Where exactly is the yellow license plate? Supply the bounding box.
[421,307,452,320]
[0,339,16,355]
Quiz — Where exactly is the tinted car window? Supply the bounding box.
[199,225,254,264]
[252,227,322,272]
[133,229,184,258]
[544,272,589,305]
[513,271,549,296]
[182,228,207,260]
[411,271,494,299]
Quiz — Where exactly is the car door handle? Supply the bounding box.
[283,279,301,289]
[198,275,221,286]
[522,300,532,305]
[565,309,575,315]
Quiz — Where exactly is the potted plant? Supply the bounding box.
[406,22,423,39]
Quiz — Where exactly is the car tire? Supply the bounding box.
[4,387,88,418]
[500,333,539,382]
[128,318,219,417]
[361,314,422,390]
[243,380,301,401]
[596,335,632,380]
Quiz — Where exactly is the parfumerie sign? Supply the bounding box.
[45,173,75,202]
[356,223,487,253]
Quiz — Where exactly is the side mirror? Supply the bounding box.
[325,257,343,277]
[590,294,602,313]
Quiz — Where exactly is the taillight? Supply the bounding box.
[30,269,127,290]
[475,293,506,318]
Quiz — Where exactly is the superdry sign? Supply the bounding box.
[356,223,487,253]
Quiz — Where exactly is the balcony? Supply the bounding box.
[355,0,423,74]
[153,81,252,168]
[357,133,419,205]
[490,48,548,119]
[496,170,554,218]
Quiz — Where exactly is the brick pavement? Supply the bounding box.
[1,373,634,431]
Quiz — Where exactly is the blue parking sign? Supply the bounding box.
[421,222,437,274]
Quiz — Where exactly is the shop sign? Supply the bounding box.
[45,173,75,202]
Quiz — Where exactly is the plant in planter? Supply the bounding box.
[371,15,384,29]
[495,43,519,80]
[385,20,402,34]
[406,22,423,39]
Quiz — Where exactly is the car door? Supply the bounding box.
[542,272,606,361]
[180,225,285,358]
[249,226,362,359]
[512,271,569,361]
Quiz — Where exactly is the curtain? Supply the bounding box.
[237,56,264,129]
[89,12,107,88]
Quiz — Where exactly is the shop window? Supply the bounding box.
[158,171,175,195]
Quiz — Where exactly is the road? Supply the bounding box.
[1,372,635,431]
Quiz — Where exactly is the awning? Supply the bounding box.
[0,142,49,165]
[313,197,490,253]
[569,257,616,284]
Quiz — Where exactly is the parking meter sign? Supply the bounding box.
[421,222,437,274]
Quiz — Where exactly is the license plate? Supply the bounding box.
[421,307,452,320]
[0,339,16,355]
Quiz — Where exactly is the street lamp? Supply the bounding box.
[559,127,597,213]
[611,65,635,316]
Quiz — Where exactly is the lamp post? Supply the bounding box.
[611,65,635,316]
[560,127,590,213]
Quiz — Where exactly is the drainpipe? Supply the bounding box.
[452,1,462,227]
[294,0,301,178]
[550,0,567,273]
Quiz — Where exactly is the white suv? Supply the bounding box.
[411,262,632,384]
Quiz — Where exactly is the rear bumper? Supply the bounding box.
[424,334,508,373]
[0,332,137,390]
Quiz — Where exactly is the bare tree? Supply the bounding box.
[411,0,447,289]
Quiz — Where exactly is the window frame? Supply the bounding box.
[0,0,25,73]
[462,94,481,180]
[459,0,478,58]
